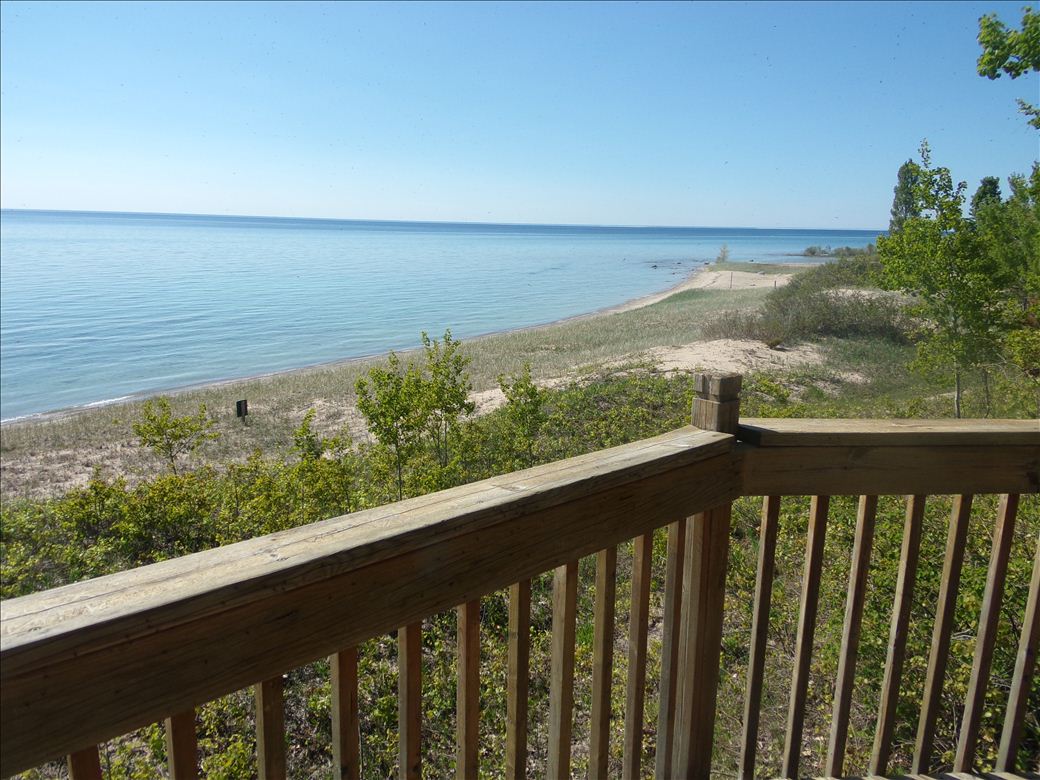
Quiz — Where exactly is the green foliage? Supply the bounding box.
[890,159,922,232]
[877,141,1009,416]
[971,175,1003,219]
[132,396,218,474]
[497,362,547,467]
[355,351,429,500]
[978,6,1040,128]
[420,329,475,476]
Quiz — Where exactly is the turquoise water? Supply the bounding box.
[0,210,881,420]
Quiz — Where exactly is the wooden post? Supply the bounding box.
[654,519,688,780]
[456,600,480,780]
[672,373,740,779]
[67,746,103,780]
[255,676,286,780]
[165,709,199,780]
[398,623,422,780]
[332,648,361,780]
[547,560,579,780]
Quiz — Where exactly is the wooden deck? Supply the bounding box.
[1,374,1037,779]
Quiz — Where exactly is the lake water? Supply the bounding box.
[0,210,881,420]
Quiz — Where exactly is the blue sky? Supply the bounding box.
[1,1,1037,229]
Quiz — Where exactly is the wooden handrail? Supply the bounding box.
[1,416,1037,777]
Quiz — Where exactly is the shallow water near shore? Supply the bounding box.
[0,210,880,420]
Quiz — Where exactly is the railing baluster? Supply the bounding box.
[781,494,830,780]
[870,494,926,775]
[67,746,103,780]
[165,709,199,780]
[623,533,653,780]
[398,623,422,780]
[505,580,531,780]
[954,493,1020,772]
[997,528,1040,771]
[548,560,579,780]
[255,676,286,780]
[456,600,480,780]
[825,495,878,777]
[590,548,618,780]
[655,519,688,780]
[913,494,973,773]
[739,495,781,780]
[332,647,361,780]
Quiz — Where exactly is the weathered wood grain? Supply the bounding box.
[505,580,531,780]
[741,443,1038,496]
[955,495,1020,772]
[655,518,687,780]
[331,647,360,780]
[589,548,617,780]
[826,495,878,778]
[739,495,781,780]
[782,495,830,780]
[548,561,578,780]
[456,600,480,780]
[67,746,102,780]
[1,436,738,776]
[871,495,927,776]
[739,417,1040,447]
[622,533,652,780]
[997,528,1040,771]
[165,709,199,780]
[398,623,422,780]
[914,495,974,774]
[255,676,286,780]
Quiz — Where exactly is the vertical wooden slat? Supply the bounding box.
[954,493,1020,772]
[654,519,688,780]
[67,746,103,780]
[739,495,781,780]
[997,528,1040,771]
[590,548,618,780]
[913,494,973,773]
[825,494,878,778]
[398,622,422,780]
[505,579,531,780]
[165,709,199,780]
[456,600,480,780]
[255,676,286,780]
[547,560,579,780]
[870,494,927,776]
[672,504,733,779]
[622,533,653,780]
[672,372,740,780]
[332,647,361,780]
[781,494,830,780]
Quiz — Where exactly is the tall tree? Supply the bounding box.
[889,159,922,232]
[970,175,1003,219]
[977,6,1040,128]
[878,142,1006,417]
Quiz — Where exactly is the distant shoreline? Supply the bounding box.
[0,260,804,427]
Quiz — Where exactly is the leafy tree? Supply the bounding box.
[977,6,1040,128]
[889,159,922,232]
[970,175,1003,219]
[498,362,547,466]
[355,352,429,500]
[878,142,1007,417]
[421,329,474,472]
[132,396,218,474]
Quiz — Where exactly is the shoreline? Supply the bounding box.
[0,261,799,428]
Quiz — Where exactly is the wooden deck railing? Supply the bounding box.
[1,374,1037,779]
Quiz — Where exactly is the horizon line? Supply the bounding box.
[0,207,887,234]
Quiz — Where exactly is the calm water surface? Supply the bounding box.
[0,210,881,419]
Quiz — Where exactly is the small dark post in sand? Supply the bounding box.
[236,399,249,421]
